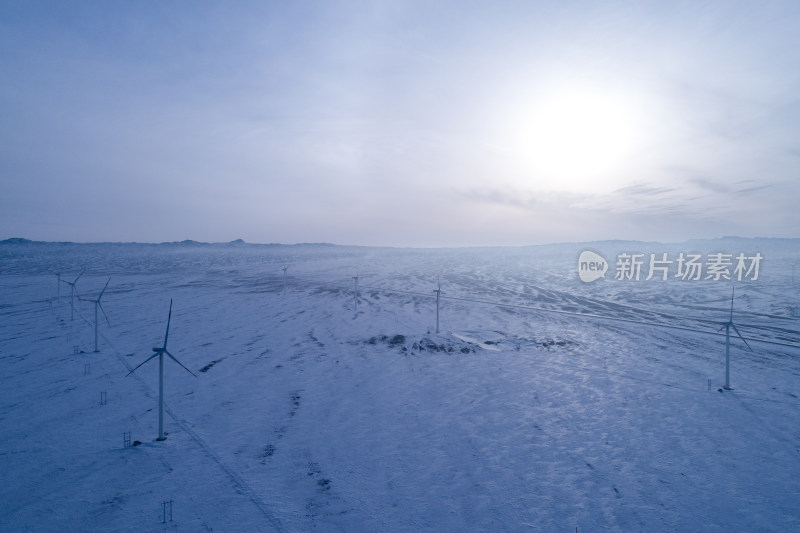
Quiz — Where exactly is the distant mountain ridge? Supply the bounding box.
[0,237,335,247]
[1,236,798,249]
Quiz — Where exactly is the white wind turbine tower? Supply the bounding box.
[127,299,197,441]
[79,277,111,352]
[433,275,442,334]
[60,270,84,321]
[718,286,753,390]
[353,275,359,314]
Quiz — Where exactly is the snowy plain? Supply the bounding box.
[1,238,799,532]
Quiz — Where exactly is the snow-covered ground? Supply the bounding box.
[1,239,799,531]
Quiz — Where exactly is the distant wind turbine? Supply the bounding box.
[60,270,84,321]
[353,275,359,314]
[282,264,289,294]
[433,275,442,334]
[79,277,111,352]
[718,286,753,390]
[127,299,197,441]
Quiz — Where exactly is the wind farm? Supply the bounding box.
[2,238,799,531]
[3,0,800,529]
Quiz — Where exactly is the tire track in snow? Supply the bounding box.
[163,405,285,532]
[724,391,800,465]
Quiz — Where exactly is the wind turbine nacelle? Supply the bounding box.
[153,347,161,352]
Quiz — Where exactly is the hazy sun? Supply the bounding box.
[510,87,641,193]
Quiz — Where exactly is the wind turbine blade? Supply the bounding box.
[163,299,173,349]
[98,301,111,327]
[98,277,111,300]
[126,351,161,376]
[165,350,197,377]
[74,270,85,284]
[716,324,726,333]
[730,323,754,352]
[729,286,735,322]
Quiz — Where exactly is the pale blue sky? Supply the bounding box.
[1,1,798,246]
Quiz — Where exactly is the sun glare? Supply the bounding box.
[509,87,641,193]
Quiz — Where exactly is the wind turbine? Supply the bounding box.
[353,275,359,314]
[127,299,196,441]
[281,264,289,294]
[79,277,111,352]
[60,270,84,321]
[433,275,442,334]
[56,272,62,302]
[718,286,753,390]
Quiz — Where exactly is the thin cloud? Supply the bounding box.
[612,184,676,196]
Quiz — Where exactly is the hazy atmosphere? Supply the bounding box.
[3,5,800,530]
[2,1,799,245]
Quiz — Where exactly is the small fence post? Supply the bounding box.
[162,500,173,523]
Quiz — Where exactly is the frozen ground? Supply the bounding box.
[1,239,799,531]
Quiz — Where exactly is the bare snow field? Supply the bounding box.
[1,239,799,531]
